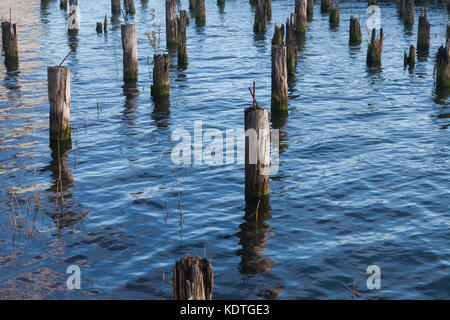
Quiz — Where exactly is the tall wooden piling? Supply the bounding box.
[166,0,178,46]
[178,10,188,69]
[435,38,450,88]
[417,8,430,52]
[68,0,79,30]
[111,0,121,14]
[1,22,18,60]
[245,106,270,200]
[271,45,288,109]
[272,23,284,46]
[366,28,384,68]
[254,0,267,33]
[173,256,213,300]
[404,0,414,27]
[48,66,71,143]
[195,0,206,26]
[349,16,362,45]
[104,15,108,33]
[121,24,138,81]
[329,2,339,27]
[151,54,170,97]
[321,0,331,13]
[307,0,314,20]
[295,0,307,33]
[286,14,297,76]
[124,0,135,15]
[404,45,415,69]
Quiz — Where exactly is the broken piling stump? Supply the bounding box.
[417,8,430,53]
[48,66,71,143]
[307,0,314,21]
[295,0,307,33]
[121,24,138,82]
[272,23,284,46]
[404,0,414,27]
[1,22,18,60]
[321,0,331,13]
[96,22,102,33]
[435,38,450,88]
[151,54,170,97]
[286,14,297,76]
[253,0,267,33]
[329,2,339,27]
[195,0,206,26]
[366,28,383,68]
[271,45,288,110]
[404,45,415,69]
[173,256,213,300]
[245,104,270,200]
[166,0,178,46]
[178,10,188,69]
[60,0,68,10]
[111,0,121,15]
[349,16,362,45]
[124,0,135,15]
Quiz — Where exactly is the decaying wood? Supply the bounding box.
[173,256,213,300]
[435,38,450,88]
[166,0,178,46]
[366,28,383,68]
[195,0,206,26]
[271,45,288,108]
[321,0,332,12]
[1,22,18,59]
[404,0,414,26]
[286,14,297,76]
[254,0,267,33]
[124,0,135,15]
[349,16,362,45]
[295,0,307,33]
[329,2,340,27]
[111,0,121,15]
[417,8,430,50]
[151,54,170,97]
[272,23,284,46]
[121,24,138,81]
[404,44,415,68]
[178,10,188,68]
[48,66,71,142]
[307,0,314,19]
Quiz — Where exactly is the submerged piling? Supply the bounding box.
[329,2,339,27]
[245,106,270,200]
[404,45,415,69]
[295,0,307,33]
[173,256,213,300]
[286,14,297,76]
[435,37,450,88]
[111,0,121,14]
[178,10,188,69]
[417,8,430,52]
[349,16,362,45]
[271,45,288,109]
[254,0,267,33]
[48,66,71,143]
[1,22,18,60]
[366,28,384,68]
[151,54,170,97]
[166,0,178,46]
[121,24,138,81]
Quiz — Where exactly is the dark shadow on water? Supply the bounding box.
[253,33,267,53]
[122,81,139,128]
[417,47,429,62]
[236,198,274,275]
[218,2,225,14]
[4,57,19,73]
[151,95,170,130]
[2,63,22,100]
[67,29,79,52]
[270,107,289,155]
[433,87,450,106]
[40,0,51,24]
[295,32,306,53]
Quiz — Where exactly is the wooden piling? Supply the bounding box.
[366,28,383,68]
[295,0,307,33]
[48,66,71,142]
[266,0,272,20]
[111,0,121,15]
[321,0,331,13]
[253,0,267,33]
[96,22,103,33]
[151,54,170,97]
[68,1,79,30]
[271,45,288,109]
[349,16,362,45]
[307,0,314,20]
[368,0,377,5]
[245,106,270,200]
[166,0,178,46]
[124,0,135,15]
[195,0,206,26]
[121,24,138,81]
[398,0,406,18]
[404,0,414,27]
[189,0,196,12]
[286,14,297,76]
[417,8,430,51]
[173,256,213,300]
[435,38,450,88]
[404,45,415,69]
[104,15,108,33]
[178,10,188,69]
[329,2,339,27]
[60,0,68,10]
[272,23,284,46]
[1,22,18,60]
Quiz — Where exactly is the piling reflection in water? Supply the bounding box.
[122,81,139,128]
[236,198,274,275]
[151,94,170,130]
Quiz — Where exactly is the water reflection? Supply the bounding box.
[433,87,450,106]
[151,94,170,129]
[236,198,274,275]
[295,32,306,53]
[67,29,79,52]
[122,81,139,129]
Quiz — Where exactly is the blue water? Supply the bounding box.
[0,0,449,299]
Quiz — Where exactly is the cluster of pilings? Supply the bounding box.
[190,0,206,26]
[96,16,108,33]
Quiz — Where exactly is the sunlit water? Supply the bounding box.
[0,0,449,299]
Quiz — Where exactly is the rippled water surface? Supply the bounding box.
[0,0,449,299]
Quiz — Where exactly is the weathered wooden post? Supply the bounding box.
[173,256,213,300]
[271,45,288,109]
[295,0,307,33]
[404,0,414,27]
[404,45,415,69]
[124,0,135,15]
[435,37,450,88]
[68,0,79,31]
[166,0,178,47]
[111,0,121,14]
[96,22,103,33]
[266,0,272,20]
[366,28,383,68]
[245,105,270,200]
[329,2,339,27]
[398,0,406,18]
[272,23,284,46]
[253,0,267,33]
[104,15,108,33]
[195,0,206,26]
[60,0,68,10]
[349,16,362,45]
[321,0,331,13]
[121,24,138,81]
[178,10,188,69]
[1,22,18,60]
[151,54,170,97]
[286,14,297,76]
[307,0,314,20]
[417,8,430,53]
[48,66,71,143]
